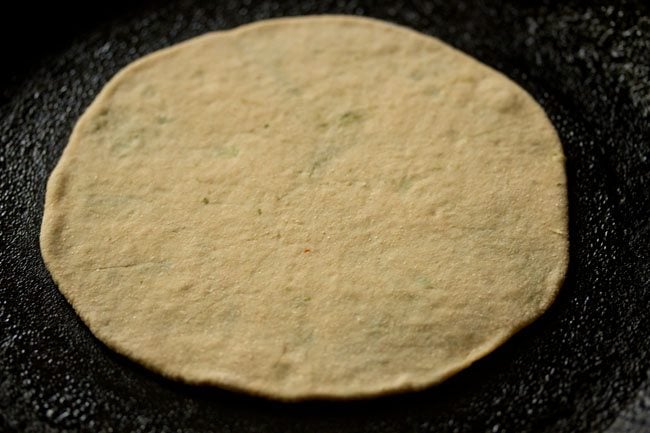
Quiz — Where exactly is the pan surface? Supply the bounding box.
[1,1,649,432]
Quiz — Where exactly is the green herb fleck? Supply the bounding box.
[214,145,239,158]
[264,123,270,129]
[309,154,332,177]
[257,208,262,215]
[415,275,433,289]
[141,86,155,97]
[398,176,413,192]
[156,115,171,124]
[202,197,209,205]
[92,119,108,132]
[91,109,110,131]
[340,110,363,125]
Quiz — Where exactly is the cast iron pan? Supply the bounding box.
[1,1,649,432]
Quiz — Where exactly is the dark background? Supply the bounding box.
[1,1,649,432]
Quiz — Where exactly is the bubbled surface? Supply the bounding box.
[1,1,649,432]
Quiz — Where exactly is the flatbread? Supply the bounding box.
[40,15,568,400]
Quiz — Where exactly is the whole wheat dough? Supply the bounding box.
[40,15,568,400]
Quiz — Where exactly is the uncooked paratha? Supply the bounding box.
[40,15,568,400]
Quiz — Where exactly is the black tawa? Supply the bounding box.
[1,1,649,432]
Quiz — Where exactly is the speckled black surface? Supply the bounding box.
[1,1,649,432]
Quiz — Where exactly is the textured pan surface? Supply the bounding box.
[1,1,649,432]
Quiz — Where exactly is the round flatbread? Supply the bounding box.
[40,15,568,400]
